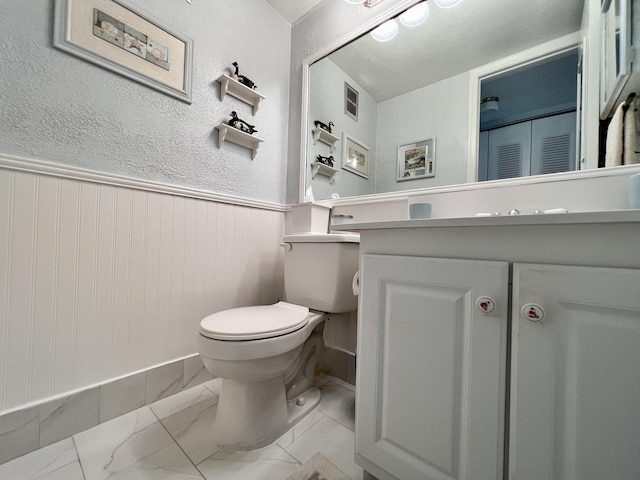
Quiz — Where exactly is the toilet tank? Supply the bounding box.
[282,233,360,313]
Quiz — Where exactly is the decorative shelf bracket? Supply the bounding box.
[216,123,264,159]
[311,161,338,183]
[312,128,340,152]
[217,74,265,115]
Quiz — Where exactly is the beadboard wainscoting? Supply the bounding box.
[0,156,287,414]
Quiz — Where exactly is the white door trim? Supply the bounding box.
[467,32,583,184]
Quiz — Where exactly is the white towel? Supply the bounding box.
[624,99,638,165]
[606,101,626,167]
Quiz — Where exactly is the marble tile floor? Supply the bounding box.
[0,374,361,480]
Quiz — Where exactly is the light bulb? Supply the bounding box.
[371,19,399,42]
[399,2,429,27]
[435,0,463,8]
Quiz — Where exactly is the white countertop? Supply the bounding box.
[332,210,640,231]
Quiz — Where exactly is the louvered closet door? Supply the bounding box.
[531,112,576,176]
[487,122,531,181]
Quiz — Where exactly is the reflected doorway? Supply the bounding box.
[477,49,580,182]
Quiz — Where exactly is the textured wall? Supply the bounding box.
[0,0,291,204]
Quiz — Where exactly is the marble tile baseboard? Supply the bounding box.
[0,374,361,480]
[318,347,356,386]
[0,354,213,465]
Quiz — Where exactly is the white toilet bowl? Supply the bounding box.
[198,302,327,450]
[197,233,359,451]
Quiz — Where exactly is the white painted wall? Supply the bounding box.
[0,164,285,413]
[0,0,291,204]
[376,72,470,193]
[308,59,377,200]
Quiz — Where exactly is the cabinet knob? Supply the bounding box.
[476,296,496,314]
[521,303,545,322]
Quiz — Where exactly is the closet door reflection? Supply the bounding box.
[479,112,576,182]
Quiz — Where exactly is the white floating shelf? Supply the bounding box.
[216,123,264,159]
[311,161,339,183]
[217,74,265,115]
[311,128,340,152]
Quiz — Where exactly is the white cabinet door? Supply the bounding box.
[510,263,640,480]
[356,255,509,480]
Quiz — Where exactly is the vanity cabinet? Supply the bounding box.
[349,214,640,480]
[358,256,640,480]
[357,255,509,480]
[510,263,640,480]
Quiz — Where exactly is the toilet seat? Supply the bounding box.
[200,301,309,341]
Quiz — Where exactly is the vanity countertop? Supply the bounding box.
[333,210,640,231]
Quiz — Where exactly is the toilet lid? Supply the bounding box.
[199,301,309,341]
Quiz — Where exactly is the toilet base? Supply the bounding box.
[286,386,321,428]
[212,376,321,451]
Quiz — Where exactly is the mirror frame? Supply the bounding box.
[298,0,421,203]
[467,32,586,181]
[299,0,612,206]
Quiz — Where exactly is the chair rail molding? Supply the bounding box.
[0,154,287,212]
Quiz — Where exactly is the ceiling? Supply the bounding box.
[266,0,323,24]
[319,0,585,101]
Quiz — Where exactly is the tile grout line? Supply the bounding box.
[280,408,327,452]
[71,436,88,480]
[148,402,209,479]
[89,407,185,479]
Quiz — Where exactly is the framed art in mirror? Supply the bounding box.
[397,138,435,181]
[342,133,370,179]
[53,0,193,103]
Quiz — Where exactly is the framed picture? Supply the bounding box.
[342,133,370,179]
[53,0,193,103]
[397,138,435,181]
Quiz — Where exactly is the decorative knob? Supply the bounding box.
[521,303,545,322]
[476,296,496,314]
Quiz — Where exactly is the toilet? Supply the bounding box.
[198,232,359,451]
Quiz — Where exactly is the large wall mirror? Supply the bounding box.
[302,0,592,201]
